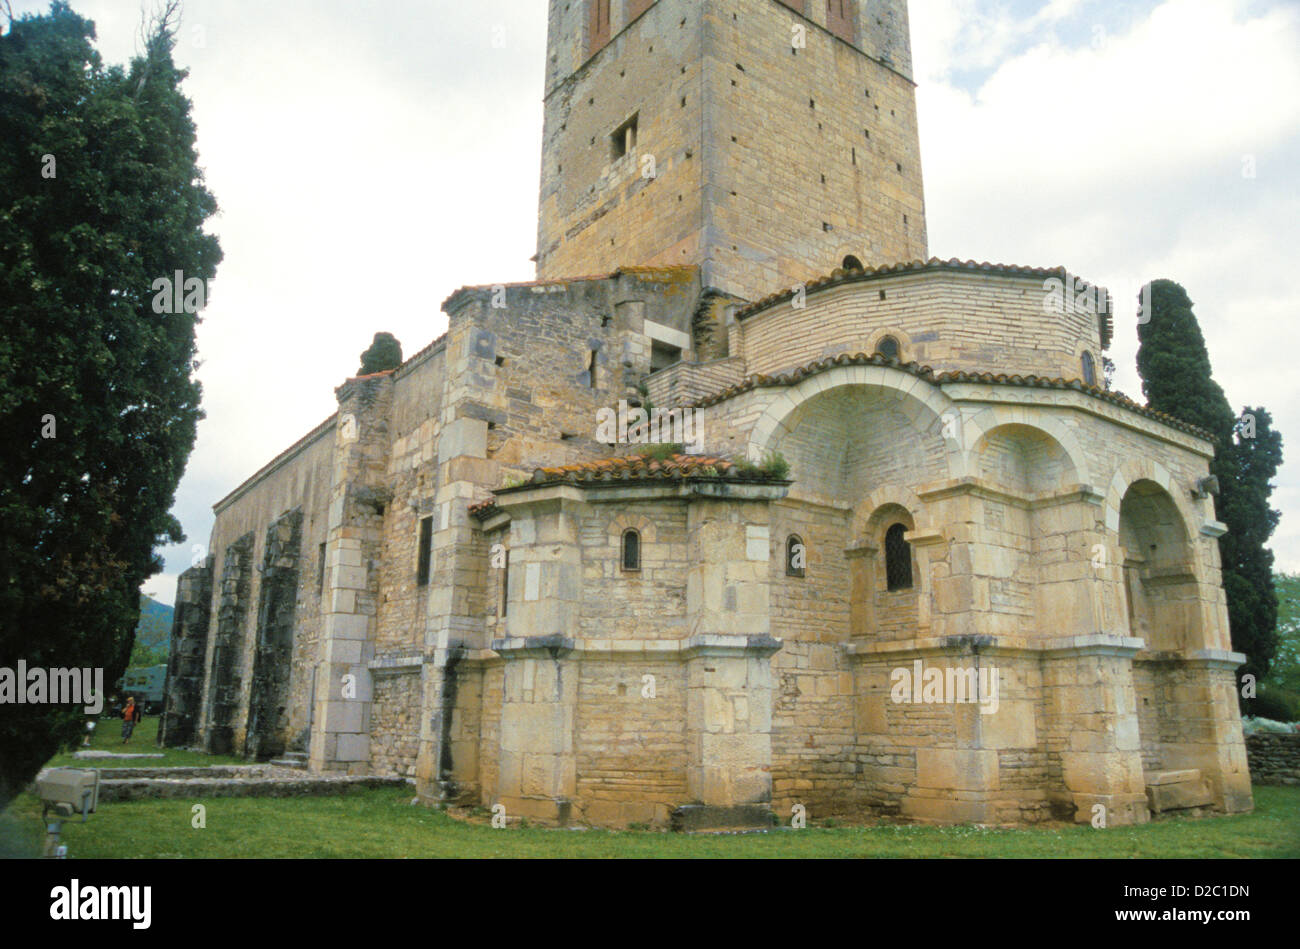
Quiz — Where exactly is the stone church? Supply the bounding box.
[162,0,1253,828]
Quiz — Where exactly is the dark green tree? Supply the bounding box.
[1135,281,1282,694]
[0,2,221,805]
[1219,408,1283,691]
[358,332,403,375]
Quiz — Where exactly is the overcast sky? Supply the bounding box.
[10,0,1298,604]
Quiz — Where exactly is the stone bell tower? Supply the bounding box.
[535,0,928,302]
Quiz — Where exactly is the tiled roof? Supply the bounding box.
[735,257,1075,320]
[690,352,1214,441]
[469,452,780,519]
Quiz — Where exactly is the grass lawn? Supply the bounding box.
[3,781,1297,858]
[40,715,245,771]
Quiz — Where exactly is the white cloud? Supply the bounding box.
[914,0,1300,570]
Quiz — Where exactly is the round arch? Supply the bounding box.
[745,364,960,482]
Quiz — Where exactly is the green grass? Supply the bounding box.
[42,715,245,771]
[3,784,1297,859]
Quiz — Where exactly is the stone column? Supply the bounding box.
[678,499,782,830]
[491,635,577,825]
[1155,651,1253,815]
[310,374,392,773]
[160,557,214,748]
[415,316,501,804]
[1042,638,1149,825]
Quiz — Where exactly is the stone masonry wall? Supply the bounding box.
[738,271,1103,382]
[369,670,422,778]
[1245,732,1300,785]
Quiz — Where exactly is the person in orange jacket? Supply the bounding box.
[121,695,142,743]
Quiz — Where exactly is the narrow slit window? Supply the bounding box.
[622,529,641,571]
[317,542,327,593]
[1081,351,1097,386]
[500,550,509,618]
[786,534,806,578]
[884,523,913,591]
[417,516,434,586]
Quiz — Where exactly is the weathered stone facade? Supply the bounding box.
[163,0,1253,829]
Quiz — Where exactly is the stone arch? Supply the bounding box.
[607,512,656,546]
[747,365,958,482]
[970,421,1084,496]
[1115,478,1202,654]
[962,411,1091,487]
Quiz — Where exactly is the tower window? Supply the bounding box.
[786,535,806,578]
[611,115,638,159]
[588,349,599,387]
[622,529,641,571]
[826,0,857,44]
[1081,351,1097,386]
[884,523,913,591]
[317,542,327,593]
[876,335,900,359]
[842,255,864,271]
[417,516,434,586]
[588,0,612,56]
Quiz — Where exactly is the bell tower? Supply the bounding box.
[535,0,928,302]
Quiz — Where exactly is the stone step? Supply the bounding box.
[269,757,308,770]
[1145,769,1214,814]
[280,751,309,762]
[95,773,405,803]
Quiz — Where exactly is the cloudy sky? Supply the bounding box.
[10,0,1298,603]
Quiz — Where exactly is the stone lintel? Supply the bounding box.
[493,480,788,510]
[682,633,782,660]
[1200,520,1229,538]
[845,633,1146,661]
[490,634,575,660]
[916,476,1104,510]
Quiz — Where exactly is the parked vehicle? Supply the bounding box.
[114,665,167,715]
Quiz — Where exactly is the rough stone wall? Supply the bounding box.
[160,559,213,748]
[205,420,335,757]
[204,533,254,755]
[369,670,422,778]
[375,345,445,655]
[245,508,303,760]
[1245,732,1300,785]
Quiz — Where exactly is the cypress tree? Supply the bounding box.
[1135,281,1283,693]
[0,2,221,805]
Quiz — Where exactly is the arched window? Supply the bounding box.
[621,529,641,571]
[876,335,900,360]
[842,254,864,271]
[1081,351,1097,386]
[884,523,913,591]
[786,534,806,578]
